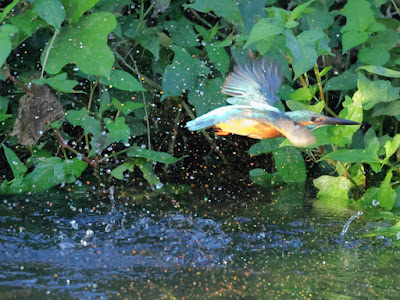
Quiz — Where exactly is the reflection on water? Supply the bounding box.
[0,185,399,299]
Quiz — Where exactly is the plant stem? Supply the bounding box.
[41,31,58,79]
[0,0,21,23]
[54,129,95,167]
[2,63,31,94]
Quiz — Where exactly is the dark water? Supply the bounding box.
[0,184,399,299]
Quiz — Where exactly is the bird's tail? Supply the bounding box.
[186,107,229,131]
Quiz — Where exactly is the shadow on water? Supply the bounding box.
[0,183,399,299]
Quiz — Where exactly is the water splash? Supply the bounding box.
[340,210,363,239]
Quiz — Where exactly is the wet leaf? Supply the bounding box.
[0,24,19,67]
[42,12,116,77]
[324,68,358,91]
[100,69,145,92]
[164,18,199,48]
[111,161,134,180]
[188,77,225,116]
[273,147,306,183]
[61,0,99,23]
[161,46,210,99]
[1,144,28,180]
[111,98,144,115]
[31,0,65,31]
[66,107,102,136]
[104,117,131,145]
[314,175,351,207]
[245,18,285,48]
[127,145,182,164]
[185,0,241,24]
[205,45,229,74]
[133,157,160,186]
[10,85,64,146]
[32,73,79,93]
[377,170,396,211]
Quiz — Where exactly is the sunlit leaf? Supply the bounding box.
[245,18,285,47]
[357,65,400,78]
[286,100,324,113]
[288,0,314,22]
[356,74,400,110]
[377,170,396,211]
[314,175,351,209]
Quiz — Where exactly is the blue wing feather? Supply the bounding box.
[222,58,282,106]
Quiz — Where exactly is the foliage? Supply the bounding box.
[0,0,400,233]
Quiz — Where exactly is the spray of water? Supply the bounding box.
[340,210,363,239]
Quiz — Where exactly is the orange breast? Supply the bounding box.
[214,119,283,139]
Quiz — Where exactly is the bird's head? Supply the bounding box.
[286,110,360,130]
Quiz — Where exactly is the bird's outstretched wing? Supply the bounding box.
[222,58,282,108]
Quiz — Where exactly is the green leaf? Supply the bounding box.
[164,18,198,48]
[289,86,316,102]
[0,25,19,67]
[288,0,314,22]
[373,101,400,117]
[134,157,160,186]
[65,108,102,136]
[285,29,330,78]
[127,145,182,164]
[188,77,225,116]
[61,0,99,23]
[329,95,363,146]
[273,147,306,183]
[356,73,400,110]
[358,45,390,66]
[2,144,28,180]
[32,0,65,31]
[42,12,116,77]
[319,137,380,164]
[8,10,47,38]
[248,138,283,156]
[384,134,400,160]
[285,100,324,113]
[111,161,134,180]
[319,66,332,77]
[205,45,229,74]
[111,98,144,114]
[161,46,210,99]
[245,18,285,47]
[249,168,283,187]
[123,18,160,59]
[356,65,400,78]
[100,69,145,92]
[314,175,351,207]
[185,0,242,24]
[377,170,396,211]
[104,117,131,145]
[0,112,12,122]
[324,68,358,91]
[32,73,79,93]
[0,96,9,113]
[238,0,267,33]
[99,89,111,115]
[340,0,385,52]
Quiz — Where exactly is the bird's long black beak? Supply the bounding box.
[319,116,361,126]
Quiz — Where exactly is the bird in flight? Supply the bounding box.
[186,59,359,147]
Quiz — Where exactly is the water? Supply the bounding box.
[0,185,399,299]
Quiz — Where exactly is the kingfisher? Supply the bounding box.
[186,59,359,147]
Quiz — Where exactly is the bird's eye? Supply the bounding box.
[310,117,317,122]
